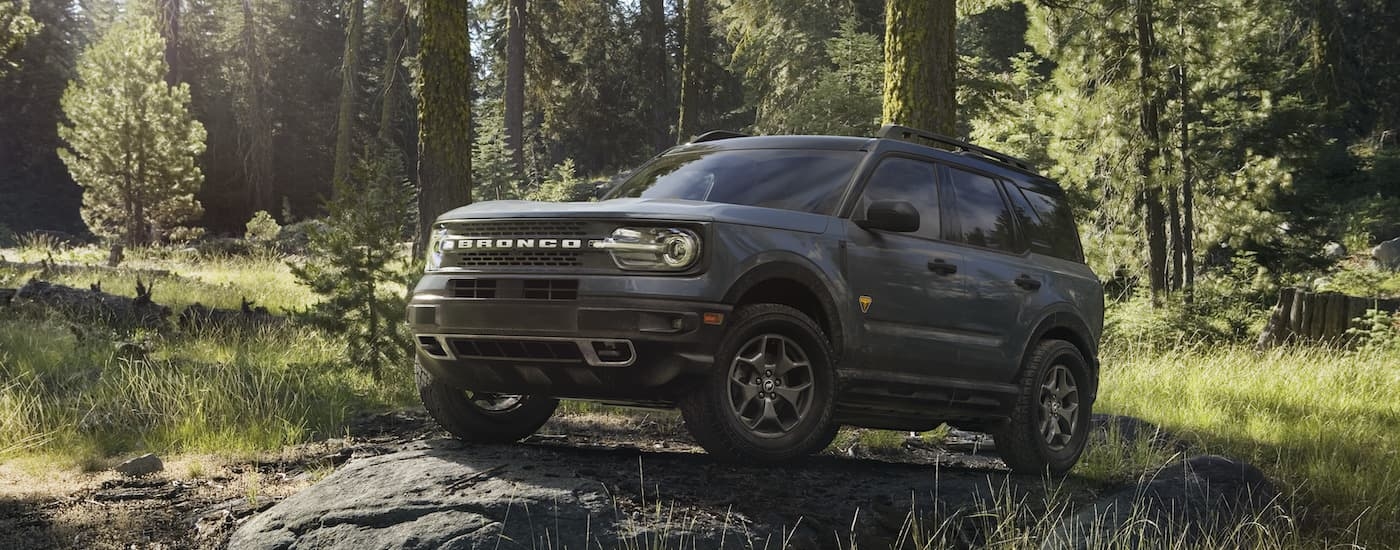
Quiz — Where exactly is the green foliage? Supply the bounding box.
[1105,253,1274,350]
[290,152,414,378]
[243,210,281,242]
[525,159,594,203]
[471,103,522,202]
[0,0,40,76]
[1345,309,1400,353]
[57,16,206,246]
[756,18,883,136]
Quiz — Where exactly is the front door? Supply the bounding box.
[844,156,968,376]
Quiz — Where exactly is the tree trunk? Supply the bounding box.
[640,0,672,152]
[676,0,706,143]
[1178,60,1195,301]
[240,0,274,213]
[377,0,407,148]
[504,0,526,172]
[882,0,956,136]
[158,0,180,85]
[1309,0,1343,107]
[414,0,473,252]
[334,0,364,188]
[1168,182,1183,291]
[1135,0,1167,304]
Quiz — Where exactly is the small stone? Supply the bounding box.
[114,453,163,477]
[1323,241,1346,260]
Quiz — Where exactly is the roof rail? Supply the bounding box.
[876,124,1036,173]
[691,130,749,144]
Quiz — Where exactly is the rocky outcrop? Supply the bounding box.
[227,439,1050,550]
[1373,237,1400,270]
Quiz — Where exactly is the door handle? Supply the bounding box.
[1014,275,1042,291]
[928,259,958,275]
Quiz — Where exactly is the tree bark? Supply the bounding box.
[882,0,956,136]
[676,0,706,143]
[1178,60,1195,301]
[504,0,526,172]
[158,0,180,85]
[414,0,473,252]
[334,0,364,188]
[1136,0,1167,304]
[377,0,407,148]
[640,0,672,152]
[240,0,274,213]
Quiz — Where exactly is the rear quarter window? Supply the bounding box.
[1014,186,1084,262]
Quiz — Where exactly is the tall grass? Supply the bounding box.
[1097,343,1400,546]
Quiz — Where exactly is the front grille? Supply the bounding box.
[449,338,585,363]
[447,220,589,238]
[456,251,583,268]
[522,279,579,300]
[448,278,498,298]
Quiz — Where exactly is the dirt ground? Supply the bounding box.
[0,409,1013,550]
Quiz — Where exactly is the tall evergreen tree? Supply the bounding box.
[882,0,955,135]
[503,0,525,172]
[0,0,40,77]
[637,0,672,152]
[676,0,706,142]
[57,16,206,246]
[412,0,473,247]
[333,0,364,188]
[238,0,275,213]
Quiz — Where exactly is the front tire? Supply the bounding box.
[993,339,1093,474]
[680,304,837,463]
[416,358,558,443]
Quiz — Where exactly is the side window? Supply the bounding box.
[946,167,1019,252]
[1018,187,1084,262]
[858,157,941,240]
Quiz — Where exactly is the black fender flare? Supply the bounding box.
[1021,309,1100,400]
[721,259,847,358]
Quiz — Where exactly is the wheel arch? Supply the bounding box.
[1022,310,1100,400]
[722,260,845,358]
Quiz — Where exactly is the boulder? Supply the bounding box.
[1373,237,1400,270]
[1322,241,1346,260]
[228,439,1052,550]
[1041,455,1280,549]
[114,453,164,477]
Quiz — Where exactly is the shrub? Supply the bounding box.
[526,159,596,202]
[244,210,281,242]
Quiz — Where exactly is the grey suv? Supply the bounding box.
[408,125,1104,473]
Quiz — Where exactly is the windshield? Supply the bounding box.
[604,149,863,215]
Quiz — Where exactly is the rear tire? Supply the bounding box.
[680,304,837,463]
[993,339,1092,475]
[416,358,558,443]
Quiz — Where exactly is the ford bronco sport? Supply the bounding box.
[408,125,1104,473]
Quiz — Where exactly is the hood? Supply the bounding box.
[437,198,832,233]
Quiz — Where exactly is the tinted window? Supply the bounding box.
[858,157,941,240]
[1017,186,1084,261]
[947,168,1018,252]
[605,149,862,214]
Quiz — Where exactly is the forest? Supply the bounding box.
[3,0,1400,547]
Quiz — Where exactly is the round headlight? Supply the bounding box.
[660,232,698,267]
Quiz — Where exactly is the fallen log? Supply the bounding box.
[179,299,286,331]
[11,278,170,330]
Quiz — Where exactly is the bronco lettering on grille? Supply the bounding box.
[454,238,592,250]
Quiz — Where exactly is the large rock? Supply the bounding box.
[1373,237,1400,270]
[228,439,1056,550]
[1041,455,1280,549]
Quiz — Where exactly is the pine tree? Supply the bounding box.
[291,151,414,378]
[332,0,364,188]
[412,0,473,250]
[676,0,706,142]
[57,16,206,246]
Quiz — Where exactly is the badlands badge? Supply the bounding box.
[858,295,873,313]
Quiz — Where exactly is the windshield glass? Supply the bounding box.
[604,149,862,215]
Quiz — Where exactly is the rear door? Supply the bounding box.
[843,156,968,376]
[939,165,1047,381]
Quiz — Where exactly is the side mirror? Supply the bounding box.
[856,200,920,233]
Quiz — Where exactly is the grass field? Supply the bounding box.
[2,243,1398,546]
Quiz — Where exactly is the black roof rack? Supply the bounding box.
[691,130,749,143]
[876,124,1036,173]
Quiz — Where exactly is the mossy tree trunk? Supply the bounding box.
[882,0,956,136]
[676,0,705,143]
[333,0,364,190]
[413,0,473,251]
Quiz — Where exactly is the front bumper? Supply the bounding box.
[408,289,731,400]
